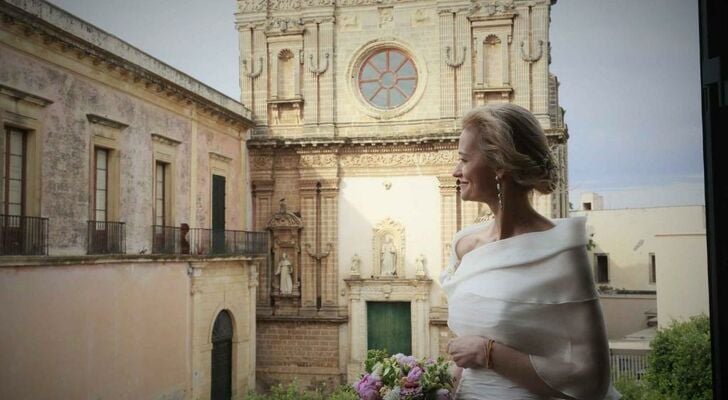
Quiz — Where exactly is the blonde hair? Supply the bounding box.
[462,104,558,194]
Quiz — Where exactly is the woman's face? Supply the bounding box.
[453,128,498,203]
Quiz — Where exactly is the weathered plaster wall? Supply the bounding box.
[599,294,657,340]
[654,233,709,327]
[0,262,190,400]
[0,37,246,254]
[571,206,706,291]
[338,175,443,301]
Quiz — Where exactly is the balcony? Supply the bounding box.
[152,225,268,256]
[87,221,126,255]
[0,215,48,256]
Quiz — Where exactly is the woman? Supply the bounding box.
[442,104,620,399]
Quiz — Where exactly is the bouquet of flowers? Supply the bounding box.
[353,349,454,400]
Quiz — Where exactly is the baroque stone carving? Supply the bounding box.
[269,0,300,10]
[267,17,304,33]
[243,56,264,79]
[340,151,457,168]
[471,0,516,16]
[350,254,362,276]
[238,0,266,12]
[308,52,330,76]
[299,153,338,168]
[372,218,405,277]
[251,155,274,170]
[521,39,544,63]
[415,254,427,277]
[445,46,467,68]
[301,0,335,6]
[275,154,299,170]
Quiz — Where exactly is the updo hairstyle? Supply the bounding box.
[461,103,558,194]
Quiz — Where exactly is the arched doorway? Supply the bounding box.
[211,310,233,400]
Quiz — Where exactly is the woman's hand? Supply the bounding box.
[447,335,488,369]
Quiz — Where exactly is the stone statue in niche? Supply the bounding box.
[350,253,361,276]
[415,254,427,277]
[380,235,397,276]
[276,252,293,294]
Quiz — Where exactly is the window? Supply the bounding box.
[94,147,108,222]
[358,48,417,109]
[154,161,167,226]
[583,202,592,210]
[649,253,656,284]
[595,253,609,283]
[2,127,26,217]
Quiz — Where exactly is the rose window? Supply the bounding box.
[358,49,418,109]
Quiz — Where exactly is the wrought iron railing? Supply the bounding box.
[87,220,126,255]
[152,225,268,256]
[0,214,48,256]
[610,351,649,382]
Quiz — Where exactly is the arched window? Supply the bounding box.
[211,310,234,400]
[358,48,418,109]
[277,49,294,99]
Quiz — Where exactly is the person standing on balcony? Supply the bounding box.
[442,104,620,400]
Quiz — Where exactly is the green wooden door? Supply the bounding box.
[367,302,411,356]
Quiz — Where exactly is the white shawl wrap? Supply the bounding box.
[440,217,620,400]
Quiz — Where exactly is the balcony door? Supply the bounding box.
[1,127,26,254]
[212,175,225,254]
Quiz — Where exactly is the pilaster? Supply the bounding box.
[454,10,472,117]
[438,10,455,119]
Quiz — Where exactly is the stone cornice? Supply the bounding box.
[247,132,459,149]
[86,113,128,130]
[0,0,253,128]
[209,151,233,164]
[0,83,53,107]
[151,133,182,147]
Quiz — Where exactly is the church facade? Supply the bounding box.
[236,0,569,388]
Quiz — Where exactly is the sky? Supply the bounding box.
[46,0,706,210]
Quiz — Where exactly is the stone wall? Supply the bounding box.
[256,320,344,389]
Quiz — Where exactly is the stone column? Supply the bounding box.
[512,5,530,109]
[318,19,335,128]
[253,28,268,126]
[303,22,318,127]
[319,178,340,315]
[347,286,366,381]
[455,11,472,117]
[461,201,480,226]
[252,179,274,306]
[413,290,430,358]
[438,175,458,274]
[299,180,319,313]
[531,5,550,127]
[439,10,455,119]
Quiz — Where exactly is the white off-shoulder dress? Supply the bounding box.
[440,217,621,400]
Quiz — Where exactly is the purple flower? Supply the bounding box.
[400,385,423,398]
[435,388,451,400]
[355,373,383,400]
[406,366,423,384]
[394,353,417,368]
